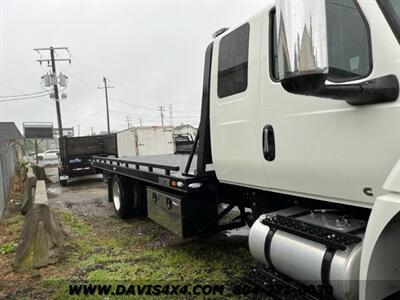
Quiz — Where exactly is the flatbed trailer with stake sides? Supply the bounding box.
[92,0,400,299]
[59,134,117,186]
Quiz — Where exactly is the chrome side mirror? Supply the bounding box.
[276,0,329,82]
[275,0,398,106]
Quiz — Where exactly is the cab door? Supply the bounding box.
[260,0,400,207]
[210,15,265,188]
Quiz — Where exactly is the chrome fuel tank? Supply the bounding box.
[249,208,365,300]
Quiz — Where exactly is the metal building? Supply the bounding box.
[0,122,23,219]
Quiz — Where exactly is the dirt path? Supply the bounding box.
[0,167,257,299]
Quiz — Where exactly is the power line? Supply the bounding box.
[109,96,159,111]
[0,82,40,95]
[0,90,49,98]
[109,111,160,122]
[70,54,103,82]
[70,64,100,86]
[70,54,124,89]
[58,56,200,115]
[109,96,200,113]
[60,55,201,116]
[109,109,160,118]
[109,109,199,120]
[0,93,50,102]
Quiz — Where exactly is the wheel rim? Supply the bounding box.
[113,181,121,211]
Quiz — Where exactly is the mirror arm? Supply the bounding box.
[281,74,399,106]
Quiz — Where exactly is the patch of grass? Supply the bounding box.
[77,235,254,285]
[61,211,91,236]
[41,278,70,300]
[0,241,18,254]
[32,210,255,299]
[0,213,23,256]
[3,213,24,229]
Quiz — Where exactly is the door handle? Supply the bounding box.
[263,125,275,161]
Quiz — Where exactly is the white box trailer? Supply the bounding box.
[116,126,175,158]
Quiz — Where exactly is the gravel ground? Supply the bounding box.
[46,167,113,219]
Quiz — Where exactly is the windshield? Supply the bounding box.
[378,0,400,42]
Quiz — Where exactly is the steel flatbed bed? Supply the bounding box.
[91,153,215,194]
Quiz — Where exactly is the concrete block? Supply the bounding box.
[21,168,37,215]
[14,180,64,270]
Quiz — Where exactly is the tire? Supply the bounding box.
[111,175,146,219]
[130,181,146,216]
[112,175,130,219]
[38,156,43,161]
[60,180,68,187]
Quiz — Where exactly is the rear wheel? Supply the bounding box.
[111,175,146,219]
[60,180,68,187]
[130,181,146,216]
[112,176,130,219]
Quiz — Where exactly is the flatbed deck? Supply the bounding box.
[91,153,214,193]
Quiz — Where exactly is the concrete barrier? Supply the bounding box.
[31,165,51,183]
[21,167,37,215]
[14,180,64,270]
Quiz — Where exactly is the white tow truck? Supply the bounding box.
[92,0,400,299]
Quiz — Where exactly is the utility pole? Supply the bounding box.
[158,106,165,127]
[34,46,71,139]
[91,127,94,136]
[77,124,80,136]
[126,116,130,128]
[169,104,173,126]
[98,77,114,134]
[35,139,39,164]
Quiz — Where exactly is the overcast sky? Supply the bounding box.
[0,0,266,136]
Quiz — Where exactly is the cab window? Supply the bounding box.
[218,23,250,98]
[270,0,372,82]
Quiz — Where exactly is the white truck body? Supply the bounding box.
[209,1,400,299]
[116,126,175,158]
[210,0,400,209]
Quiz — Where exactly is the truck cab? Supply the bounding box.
[209,1,400,299]
[92,1,400,299]
[210,0,400,209]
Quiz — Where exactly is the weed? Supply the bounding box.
[0,241,18,255]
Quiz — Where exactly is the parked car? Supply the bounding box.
[37,149,59,160]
